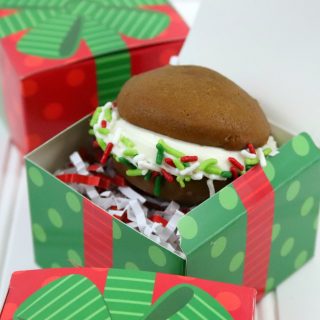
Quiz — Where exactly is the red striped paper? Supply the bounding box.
[233,165,275,300]
[83,198,113,268]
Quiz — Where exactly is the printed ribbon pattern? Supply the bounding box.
[0,0,171,101]
[233,165,275,299]
[14,271,233,320]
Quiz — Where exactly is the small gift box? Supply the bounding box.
[0,268,256,320]
[0,0,188,153]
[25,113,320,301]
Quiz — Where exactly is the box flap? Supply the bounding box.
[178,132,320,256]
[2,268,256,320]
[0,1,188,77]
[180,0,320,145]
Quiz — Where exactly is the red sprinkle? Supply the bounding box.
[248,143,256,154]
[100,142,114,164]
[101,120,107,128]
[230,166,239,180]
[228,157,244,171]
[149,215,168,227]
[161,169,174,183]
[113,101,118,107]
[152,171,160,179]
[164,158,176,167]
[180,155,198,162]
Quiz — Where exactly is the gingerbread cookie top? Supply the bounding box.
[117,65,270,150]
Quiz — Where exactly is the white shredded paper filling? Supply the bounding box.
[55,152,188,258]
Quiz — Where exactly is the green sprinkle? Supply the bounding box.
[104,108,112,122]
[221,171,232,179]
[113,154,119,162]
[123,149,138,157]
[126,169,144,176]
[198,158,218,171]
[158,139,184,158]
[156,150,164,165]
[263,147,272,156]
[173,158,184,170]
[97,128,110,135]
[185,176,191,182]
[240,170,246,175]
[144,171,152,181]
[176,176,185,188]
[183,162,190,167]
[246,165,254,171]
[154,176,163,196]
[156,143,165,165]
[245,158,259,165]
[156,143,165,152]
[119,157,135,169]
[204,165,222,175]
[120,136,135,148]
[88,129,94,136]
[97,138,106,151]
[90,107,102,126]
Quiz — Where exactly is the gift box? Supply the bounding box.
[25,116,320,301]
[0,267,257,320]
[25,0,320,302]
[0,0,188,153]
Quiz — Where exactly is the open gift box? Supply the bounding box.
[25,115,320,301]
[25,0,320,302]
[0,267,257,320]
[0,0,188,153]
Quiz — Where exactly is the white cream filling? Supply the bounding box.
[93,103,278,181]
[111,118,277,171]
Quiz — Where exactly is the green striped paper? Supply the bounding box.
[68,2,170,39]
[17,13,82,58]
[142,284,233,320]
[14,275,111,320]
[0,9,57,38]
[82,20,127,55]
[95,52,131,104]
[92,0,168,7]
[0,0,70,9]
[104,269,156,319]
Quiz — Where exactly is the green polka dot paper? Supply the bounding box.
[178,132,320,295]
[27,161,84,268]
[112,219,184,275]
[26,131,320,299]
[265,133,320,292]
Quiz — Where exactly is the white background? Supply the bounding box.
[0,1,319,319]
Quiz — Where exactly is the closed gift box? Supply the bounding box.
[0,267,257,320]
[0,0,188,153]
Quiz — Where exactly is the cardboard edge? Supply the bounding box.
[0,289,10,319]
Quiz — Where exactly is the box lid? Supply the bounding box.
[180,0,320,145]
[1,268,256,320]
[0,1,188,77]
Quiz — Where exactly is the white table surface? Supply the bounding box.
[0,1,319,319]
